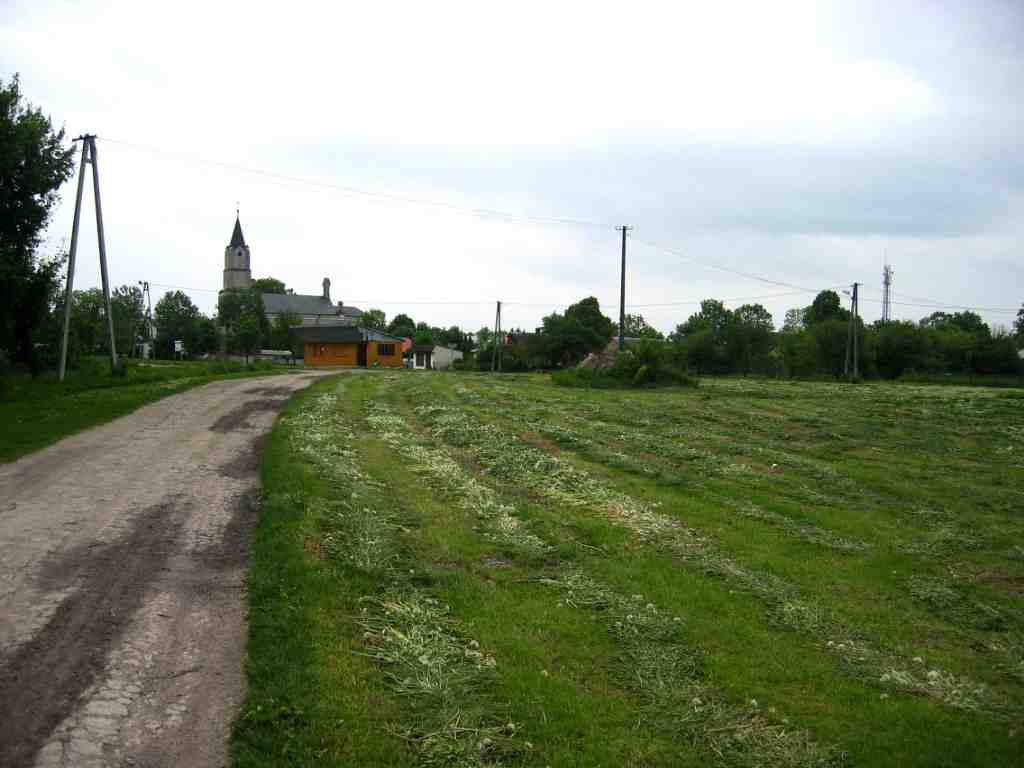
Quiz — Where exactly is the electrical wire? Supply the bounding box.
[97,137,605,230]
[96,137,1018,317]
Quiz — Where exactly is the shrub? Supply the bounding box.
[553,341,697,389]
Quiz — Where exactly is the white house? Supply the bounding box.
[410,344,463,370]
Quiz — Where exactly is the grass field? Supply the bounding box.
[0,357,288,462]
[237,371,1024,767]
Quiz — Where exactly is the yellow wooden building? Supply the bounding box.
[292,324,405,368]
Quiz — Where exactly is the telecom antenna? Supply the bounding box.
[882,263,894,323]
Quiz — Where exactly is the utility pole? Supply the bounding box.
[882,264,893,323]
[138,280,153,358]
[616,225,632,351]
[844,282,861,379]
[58,135,118,379]
[490,300,502,373]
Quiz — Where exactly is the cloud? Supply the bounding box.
[3,0,1022,334]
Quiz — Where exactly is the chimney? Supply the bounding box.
[322,277,331,301]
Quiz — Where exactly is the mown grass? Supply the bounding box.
[0,357,290,462]
[239,371,1024,767]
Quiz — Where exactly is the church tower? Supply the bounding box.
[223,213,252,290]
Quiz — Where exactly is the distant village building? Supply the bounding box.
[411,344,464,370]
[221,213,364,327]
[291,324,405,368]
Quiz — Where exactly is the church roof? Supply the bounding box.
[229,216,246,248]
[262,292,364,318]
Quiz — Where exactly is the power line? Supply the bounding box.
[95,136,1018,317]
[631,236,837,294]
[97,136,605,230]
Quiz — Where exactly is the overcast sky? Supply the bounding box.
[4,0,1022,333]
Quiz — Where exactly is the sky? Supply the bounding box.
[3,0,1023,334]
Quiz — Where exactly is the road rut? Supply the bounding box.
[0,372,328,767]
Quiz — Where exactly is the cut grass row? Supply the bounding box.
[237,371,1022,766]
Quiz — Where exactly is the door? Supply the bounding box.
[357,343,368,367]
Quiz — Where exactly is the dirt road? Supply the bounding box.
[0,372,329,767]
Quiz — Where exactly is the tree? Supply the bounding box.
[387,313,416,338]
[362,308,386,330]
[234,314,261,363]
[154,290,200,357]
[0,74,75,369]
[251,277,287,294]
[270,311,301,351]
[675,299,733,337]
[110,284,144,357]
[1016,304,1024,339]
[193,316,219,357]
[618,313,663,340]
[537,308,607,368]
[729,303,774,374]
[217,287,269,353]
[783,308,806,332]
[413,321,435,345]
[804,291,848,326]
[874,321,926,379]
[564,297,615,344]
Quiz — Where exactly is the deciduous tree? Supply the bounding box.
[0,74,75,369]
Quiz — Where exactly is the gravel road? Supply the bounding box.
[0,372,329,767]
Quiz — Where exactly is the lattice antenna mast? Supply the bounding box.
[882,263,894,323]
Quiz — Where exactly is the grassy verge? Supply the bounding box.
[232,376,416,767]
[0,357,292,462]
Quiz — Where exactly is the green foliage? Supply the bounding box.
[553,340,697,389]
[269,311,301,351]
[251,276,286,294]
[617,313,664,340]
[804,290,850,326]
[412,321,434,345]
[154,290,204,357]
[565,296,615,341]
[235,314,261,362]
[219,287,270,356]
[386,313,416,338]
[0,74,75,370]
[361,308,386,330]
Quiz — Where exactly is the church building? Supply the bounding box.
[221,213,404,367]
[222,213,365,326]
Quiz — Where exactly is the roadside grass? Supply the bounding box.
[238,371,1022,766]
[0,357,291,462]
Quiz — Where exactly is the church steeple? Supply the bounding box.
[223,209,252,291]
[229,215,246,248]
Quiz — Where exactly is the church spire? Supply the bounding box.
[229,211,246,248]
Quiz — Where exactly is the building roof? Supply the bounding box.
[411,343,435,353]
[262,292,363,318]
[290,323,404,343]
[229,216,246,248]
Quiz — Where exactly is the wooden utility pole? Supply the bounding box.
[58,135,118,380]
[491,300,502,373]
[616,226,632,351]
[844,282,861,379]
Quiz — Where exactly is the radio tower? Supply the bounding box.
[882,263,894,323]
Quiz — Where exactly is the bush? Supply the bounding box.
[553,341,697,389]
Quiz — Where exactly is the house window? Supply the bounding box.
[378,343,396,356]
